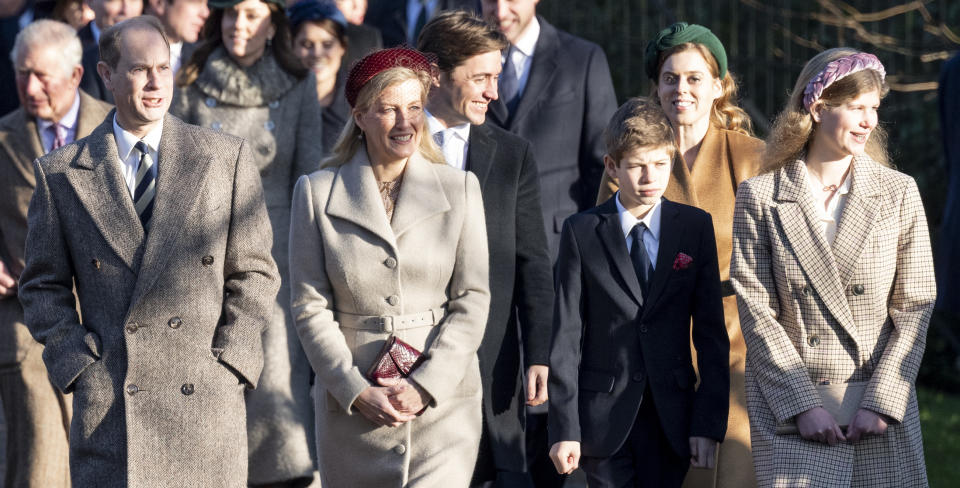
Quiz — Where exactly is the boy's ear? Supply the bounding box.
[603,154,618,180]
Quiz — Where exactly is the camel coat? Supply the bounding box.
[598,125,764,487]
[731,157,933,487]
[289,150,490,487]
[171,47,324,484]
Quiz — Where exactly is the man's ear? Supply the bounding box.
[70,64,84,87]
[603,154,618,180]
[96,61,112,91]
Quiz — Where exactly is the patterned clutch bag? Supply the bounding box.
[365,335,425,381]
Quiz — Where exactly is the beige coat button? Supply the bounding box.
[168,317,182,329]
[387,295,399,306]
[126,384,139,395]
[393,444,406,455]
[384,257,397,268]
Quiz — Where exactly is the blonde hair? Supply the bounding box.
[654,43,753,136]
[763,47,890,173]
[324,66,444,167]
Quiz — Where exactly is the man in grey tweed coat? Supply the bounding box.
[18,16,279,487]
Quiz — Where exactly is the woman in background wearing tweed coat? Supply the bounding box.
[170,0,324,485]
[730,48,935,487]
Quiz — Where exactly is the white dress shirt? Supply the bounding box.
[616,191,662,270]
[502,15,540,99]
[113,114,163,197]
[37,91,80,154]
[804,162,852,246]
[426,111,470,171]
[170,41,184,75]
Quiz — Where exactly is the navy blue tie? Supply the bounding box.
[133,141,156,231]
[630,223,653,297]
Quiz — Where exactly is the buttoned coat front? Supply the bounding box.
[18,113,280,488]
[289,150,490,487]
[730,157,935,487]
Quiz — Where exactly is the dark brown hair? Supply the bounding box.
[416,10,508,73]
[292,18,347,49]
[604,97,678,164]
[177,1,307,87]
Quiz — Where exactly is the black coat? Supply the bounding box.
[342,22,382,69]
[365,0,478,48]
[488,17,618,261]
[467,122,554,477]
[937,53,960,315]
[548,197,729,458]
[79,42,112,104]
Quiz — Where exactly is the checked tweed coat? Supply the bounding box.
[18,113,280,487]
[730,156,935,487]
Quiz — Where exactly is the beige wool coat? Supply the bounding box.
[730,157,935,487]
[289,150,490,487]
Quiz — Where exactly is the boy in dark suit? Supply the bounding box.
[547,97,730,487]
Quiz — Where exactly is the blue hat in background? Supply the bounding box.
[286,0,348,32]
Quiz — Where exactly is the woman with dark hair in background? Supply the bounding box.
[597,22,764,488]
[731,48,934,486]
[288,0,350,157]
[171,0,323,485]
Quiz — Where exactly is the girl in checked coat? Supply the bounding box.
[730,48,935,487]
[289,48,490,487]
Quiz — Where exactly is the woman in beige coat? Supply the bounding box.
[289,47,490,488]
[730,48,935,487]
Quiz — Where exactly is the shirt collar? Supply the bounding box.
[615,191,663,241]
[170,41,183,57]
[513,15,540,57]
[113,113,164,161]
[425,110,471,142]
[37,90,81,131]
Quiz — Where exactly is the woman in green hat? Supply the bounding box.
[597,22,764,488]
[170,0,324,486]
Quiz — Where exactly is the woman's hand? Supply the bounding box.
[353,386,416,427]
[379,377,430,415]
[796,406,846,445]
[845,408,889,442]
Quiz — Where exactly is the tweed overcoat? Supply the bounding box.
[289,150,491,487]
[730,157,935,487]
[18,113,280,487]
[170,47,325,484]
[599,125,764,487]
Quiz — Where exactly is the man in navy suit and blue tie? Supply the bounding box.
[548,98,729,488]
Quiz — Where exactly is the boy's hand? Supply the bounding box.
[549,441,581,474]
[526,365,549,406]
[689,436,717,468]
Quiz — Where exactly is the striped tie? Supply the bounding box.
[133,141,156,231]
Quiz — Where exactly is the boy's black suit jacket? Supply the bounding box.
[548,196,729,458]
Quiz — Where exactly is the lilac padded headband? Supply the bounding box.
[802,53,886,110]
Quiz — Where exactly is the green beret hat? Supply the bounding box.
[208,0,286,9]
[644,22,727,81]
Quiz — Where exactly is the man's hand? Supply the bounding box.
[689,436,717,469]
[549,441,581,475]
[526,365,549,406]
[845,408,889,443]
[379,377,430,415]
[796,406,846,445]
[0,260,17,297]
[353,386,416,427]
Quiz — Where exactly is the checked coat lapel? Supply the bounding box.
[831,156,883,287]
[773,160,860,347]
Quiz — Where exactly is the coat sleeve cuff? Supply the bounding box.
[328,369,371,414]
[42,330,99,393]
[213,325,264,388]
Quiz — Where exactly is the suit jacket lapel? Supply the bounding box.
[641,200,680,315]
[831,156,882,287]
[508,17,559,128]
[130,116,212,304]
[66,113,144,270]
[595,198,644,307]
[773,161,859,345]
[466,124,495,188]
[390,154,451,238]
[326,150,399,251]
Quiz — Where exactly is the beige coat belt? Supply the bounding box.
[337,307,447,333]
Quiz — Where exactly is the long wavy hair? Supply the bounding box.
[176,1,307,87]
[653,42,753,136]
[762,47,890,173]
[323,66,444,167]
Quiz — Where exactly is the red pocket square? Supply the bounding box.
[673,252,693,270]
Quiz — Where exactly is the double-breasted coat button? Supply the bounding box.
[202,255,214,266]
[263,120,275,131]
[852,284,865,295]
[268,100,280,109]
[181,383,194,395]
[802,285,813,297]
[91,258,101,269]
[211,121,222,131]
[387,295,399,306]
[168,317,182,329]
[384,257,397,269]
[631,372,645,382]
[126,384,139,395]
[808,335,821,347]
[258,145,270,155]
[126,322,139,334]
[639,325,648,333]
[205,97,217,107]
[393,444,406,455]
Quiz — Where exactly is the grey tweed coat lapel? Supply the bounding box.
[773,160,859,346]
[831,156,883,287]
[66,112,144,270]
[130,116,212,305]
